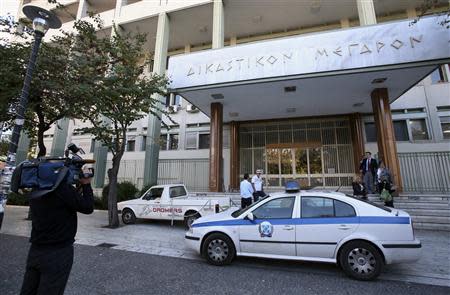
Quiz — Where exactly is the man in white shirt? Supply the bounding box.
[251,169,265,202]
[240,173,253,209]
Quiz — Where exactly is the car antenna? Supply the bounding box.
[335,185,342,192]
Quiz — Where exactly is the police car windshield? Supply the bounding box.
[231,198,266,218]
[345,194,392,212]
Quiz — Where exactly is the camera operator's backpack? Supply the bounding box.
[11,159,70,199]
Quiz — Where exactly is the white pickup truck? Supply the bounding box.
[117,184,234,228]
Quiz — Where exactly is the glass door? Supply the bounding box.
[265,146,324,188]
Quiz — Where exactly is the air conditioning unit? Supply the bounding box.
[167,105,179,114]
[186,104,199,113]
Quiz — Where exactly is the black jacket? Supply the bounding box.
[359,158,378,175]
[29,182,94,248]
[352,182,367,196]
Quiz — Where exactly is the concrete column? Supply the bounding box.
[93,139,108,188]
[340,18,350,28]
[209,103,223,192]
[76,0,90,19]
[143,12,170,186]
[349,113,365,173]
[371,88,402,191]
[229,36,237,46]
[406,8,417,19]
[115,0,128,18]
[16,131,30,164]
[356,0,377,26]
[50,118,69,157]
[212,0,224,49]
[229,121,239,191]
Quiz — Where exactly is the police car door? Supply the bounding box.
[138,187,164,219]
[296,196,358,259]
[239,197,297,256]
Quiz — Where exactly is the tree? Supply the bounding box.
[411,0,449,28]
[76,26,169,228]
[0,18,103,157]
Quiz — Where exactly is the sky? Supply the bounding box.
[0,0,20,19]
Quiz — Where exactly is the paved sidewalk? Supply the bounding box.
[2,206,449,287]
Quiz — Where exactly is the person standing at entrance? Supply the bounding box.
[377,161,395,208]
[251,169,265,202]
[240,173,253,209]
[359,152,377,194]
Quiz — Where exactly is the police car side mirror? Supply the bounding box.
[246,212,254,221]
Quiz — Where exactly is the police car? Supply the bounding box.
[185,182,421,280]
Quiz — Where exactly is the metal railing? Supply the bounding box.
[105,158,209,191]
[399,152,450,193]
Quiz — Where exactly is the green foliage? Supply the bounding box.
[6,192,29,206]
[0,140,8,157]
[93,197,104,210]
[139,183,156,197]
[101,181,139,208]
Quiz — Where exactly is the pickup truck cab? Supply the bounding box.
[118,184,233,228]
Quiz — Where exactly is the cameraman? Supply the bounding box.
[20,169,94,295]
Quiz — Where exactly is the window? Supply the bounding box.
[301,197,356,218]
[90,139,95,153]
[334,200,356,217]
[364,122,377,142]
[393,120,409,141]
[199,133,210,149]
[141,136,147,151]
[126,140,135,152]
[143,187,164,200]
[440,116,450,139]
[409,119,429,140]
[301,197,334,218]
[169,186,187,198]
[173,95,181,106]
[127,128,137,132]
[252,197,295,219]
[430,65,448,84]
[160,134,167,150]
[186,132,197,149]
[168,134,178,150]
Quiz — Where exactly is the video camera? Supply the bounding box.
[10,143,96,198]
[64,143,95,180]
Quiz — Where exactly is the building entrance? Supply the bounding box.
[239,117,355,189]
[266,146,324,188]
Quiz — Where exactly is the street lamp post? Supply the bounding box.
[1,5,61,195]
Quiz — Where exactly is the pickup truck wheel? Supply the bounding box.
[122,209,136,225]
[202,233,235,266]
[184,212,200,229]
[339,241,383,281]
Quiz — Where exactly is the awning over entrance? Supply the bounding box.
[167,16,450,122]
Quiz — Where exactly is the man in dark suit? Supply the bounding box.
[359,152,378,194]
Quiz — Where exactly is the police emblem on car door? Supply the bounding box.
[259,221,274,237]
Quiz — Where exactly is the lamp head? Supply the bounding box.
[22,5,61,34]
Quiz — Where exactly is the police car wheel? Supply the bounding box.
[202,233,235,266]
[122,209,136,225]
[339,241,383,281]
